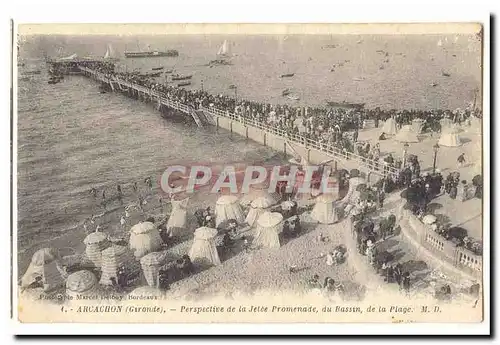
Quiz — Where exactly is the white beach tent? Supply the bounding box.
[438,126,462,147]
[83,231,110,268]
[65,270,98,298]
[140,251,167,288]
[340,176,366,206]
[188,227,221,266]
[129,221,163,259]
[166,196,189,237]
[381,117,398,135]
[215,195,245,226]
[100,245,139,286]
[439,118,454,132]
[394,125,420,143]
[310,193,340,224]
[239,182,280,207]
[253,212,283,249]
[245,195,277,226]
[21,248,67,292]
[411,119,425,134]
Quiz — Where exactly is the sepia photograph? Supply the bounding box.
[9,9,490,335]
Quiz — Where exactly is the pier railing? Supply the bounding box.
[79,65,400,178]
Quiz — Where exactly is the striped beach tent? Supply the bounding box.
[21,248,67,292]
[83,231,110,268]
[166,196,189,237]
[310,193,340,224]
[65,270,98,297]
[253,212,283,249]
[99,245,138,286]
[140,251,167,288]
[245,195,276,227]
[240,182,280,207]
[129,222,163,259]
[215,195,245,226]
[189,227,221,266]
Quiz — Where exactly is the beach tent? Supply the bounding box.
[245,195,276,226]
[83,231,110,268]
[129,221,163,259]
[65,270,98,298]
[166,196,189,237]
[253,212,283,249]
[188,227,221,266]
[439,118,454,132]
[310,193,340,224]
[215,195,245,226]
[21,248,67,292]
[394,125,420,143]
[381,118,398,135]
[140,251,167,288]
[100,245,139,286]
[340,176,367,206]
[438,126,462,147]
[239,182,280,207]
[411,119,425,134]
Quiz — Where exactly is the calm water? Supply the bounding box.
[17,33,481,262]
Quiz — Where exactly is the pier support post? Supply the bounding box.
[334,160,338,172]
[230,121,233,136]
[246,127,249,139]
[216,117,219,129]
[263,133,267,146]
[283,142,287,156]
[307,149,311,162]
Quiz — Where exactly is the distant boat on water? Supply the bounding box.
[326,101,365,109]
[208,40,233,66]
[171,74,192,81]
[177,81,191,87]
[280,73,295,78]
[282,88,291,96]
[442,71,451,77]
[124,42,178,58]
[152,66,164,71]
[104,44,119,61]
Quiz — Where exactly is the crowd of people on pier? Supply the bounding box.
[78,61,482,166]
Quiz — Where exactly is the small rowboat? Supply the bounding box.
[177,81,191,87]
[172,74,193,81]
[282,88,291,96]
[152,66,164,71]
[280,73,295,78]
[164,69,174,74]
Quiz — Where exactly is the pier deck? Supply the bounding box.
[77,65,400,179]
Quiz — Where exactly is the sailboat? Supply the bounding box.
[208,40,233,66]
[104,44,119,61]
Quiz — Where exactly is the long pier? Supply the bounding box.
[78,65,400,180]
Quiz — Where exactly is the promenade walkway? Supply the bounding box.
[79,66,400,179]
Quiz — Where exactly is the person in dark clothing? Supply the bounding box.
[378,132,387,141]
[158,268,171,290]
[133,182,138,193]
[90,187,97,198]
[457,153,466,167]
[393,263,403,286]
[402,272,411,295]
[117,184,122,196]
[282,221,291,238]
[179,255,195,276]
[102,190,106,200]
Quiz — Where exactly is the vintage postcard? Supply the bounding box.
[13,21,488,330]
